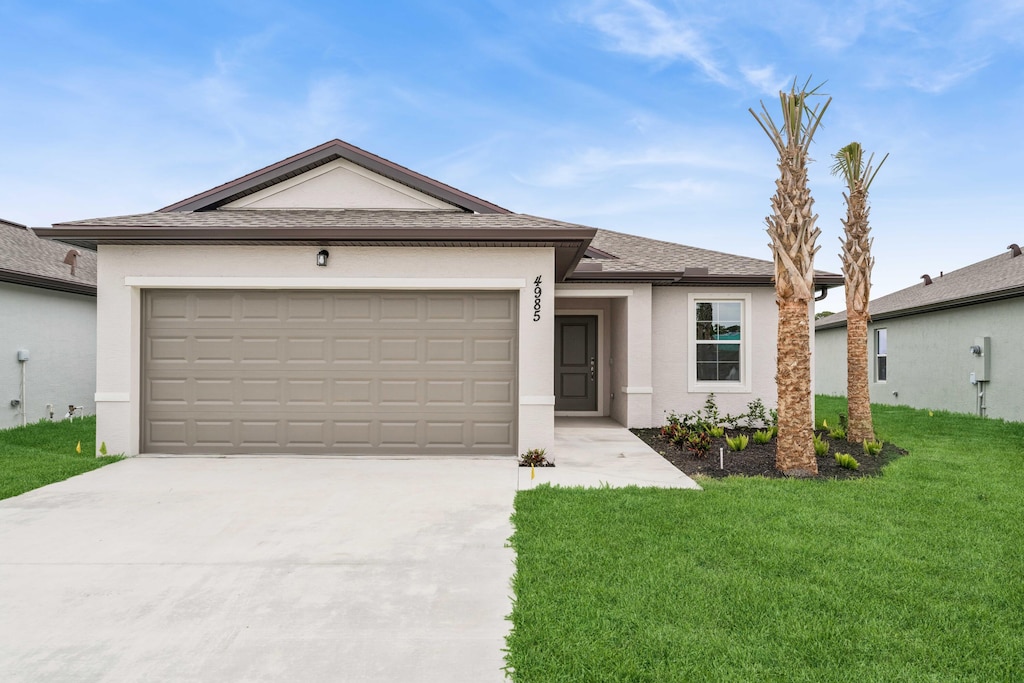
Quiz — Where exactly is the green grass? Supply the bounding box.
[507,397,1024,681]
[0,417,120,500]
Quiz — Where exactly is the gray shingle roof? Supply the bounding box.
[816,246,1024,329]
[0,219,96,295]
[53,209,587,232]
[590,228,775,276]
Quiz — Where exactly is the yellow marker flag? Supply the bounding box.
[531,464,535,480]
[822,418,828,428]
[76,441,81,454]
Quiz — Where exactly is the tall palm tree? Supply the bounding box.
[831,143,887,444]
[750,79,830,476]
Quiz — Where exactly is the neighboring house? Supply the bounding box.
[816,244,1024,421]
[39,139,842,456]
[0,218,97,429]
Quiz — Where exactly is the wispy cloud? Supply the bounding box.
[740,65,786,95]
[575,0,729,84]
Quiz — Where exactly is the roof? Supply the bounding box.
[576,228,843,287]
[159,139,511,215]
[39,209,594,282]
[0,219,96,296]
[32,137,842,288]
[816,245,1024,330]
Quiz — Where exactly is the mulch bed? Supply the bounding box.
[631,428,907,480]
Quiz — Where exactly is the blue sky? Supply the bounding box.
[2,0,1023,307]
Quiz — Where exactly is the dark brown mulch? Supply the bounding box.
[631,428,907,480]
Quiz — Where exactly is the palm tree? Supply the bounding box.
[831,143,887,443]
[750,79,830,476]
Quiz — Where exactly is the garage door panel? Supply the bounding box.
[143,290,517,455]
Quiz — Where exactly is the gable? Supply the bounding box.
[221,158,460,211]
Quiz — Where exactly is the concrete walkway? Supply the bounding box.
[520,417,702,490]
[0,419,695,682]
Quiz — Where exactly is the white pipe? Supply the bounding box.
[20,361,26,427]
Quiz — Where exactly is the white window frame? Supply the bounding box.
[875,328,888,383]
[687,292,752,393]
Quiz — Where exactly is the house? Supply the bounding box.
[0,218,97,428]
[38,139,842,456]
[815,244,1024,421]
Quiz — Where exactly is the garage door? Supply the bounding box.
[142,290,518,455]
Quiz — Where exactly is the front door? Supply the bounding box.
[554,315,597,411]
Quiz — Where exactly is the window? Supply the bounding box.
[695,300,743,382]
[875,328,887,382]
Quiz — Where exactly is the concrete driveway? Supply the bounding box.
[0,457,518,682]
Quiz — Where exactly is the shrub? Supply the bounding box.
[685,430,712,457]
[768,425,779,438]
[708,425,725,438]
[828,425,847,440]
[752,429,773,444]
[725,433,749,452]
[813,433,830,456]
[520,448,550,466]
[835,452,860,470]
[745,398,769,429]
[863,439,883,456]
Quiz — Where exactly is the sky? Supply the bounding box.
[2,0,1023,310]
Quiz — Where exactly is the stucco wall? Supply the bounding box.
[95,245,555,456]
[651,286,779,426]
[554,283,653,428]
[815,297,1024,422]
[1,282,96,428]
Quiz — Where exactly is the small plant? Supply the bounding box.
[723,413,742,430]
[813,433,830,456]
[769,408,778,427]
[685,430,712,457]
[828,425,847,440]
[725,433,749,452]
[519,448,551,467]
[708,425,725,438]
[768,425,779,438]
[702,393,721,427]
[863,439,883,456]
[745,398,769,429]
[752,429,773,444]
[835,452,860,470]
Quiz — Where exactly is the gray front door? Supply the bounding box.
[554,315,597,411]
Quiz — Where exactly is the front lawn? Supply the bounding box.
[506,397,1024,681]
[0,417,120,500]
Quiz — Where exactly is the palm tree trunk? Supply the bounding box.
[776,298,817,475]
[845,309,874,442]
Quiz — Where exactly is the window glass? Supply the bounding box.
[695,301,743,382]
[876,328,888,382]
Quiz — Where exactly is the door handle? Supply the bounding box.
[590,357,596,381]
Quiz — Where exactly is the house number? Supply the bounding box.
[532,275,542,322]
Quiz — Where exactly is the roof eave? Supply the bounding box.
[0,268,96,296]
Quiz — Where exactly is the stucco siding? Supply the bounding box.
[652,286,779,426]
[1,282,96,428]
[95,245,555,456]
[814,297,1024,421]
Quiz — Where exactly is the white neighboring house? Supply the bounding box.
[39,140,842,457]
[0,218,97,428]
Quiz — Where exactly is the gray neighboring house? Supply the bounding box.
[0,218,97,428]
[816,244,1024,421]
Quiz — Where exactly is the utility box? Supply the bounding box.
[16,349,29,362]
[973,336,991,382]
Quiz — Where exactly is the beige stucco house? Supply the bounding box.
[1,218,97,428]
[40,140,841,457]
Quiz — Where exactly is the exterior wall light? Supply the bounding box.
[316,249,329,267]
